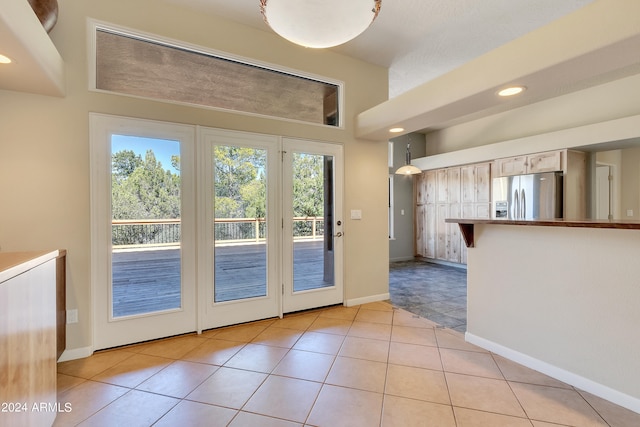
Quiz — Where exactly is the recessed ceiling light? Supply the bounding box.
[0,54,12,64]
[389,127,405,133]
[498,86,526,97]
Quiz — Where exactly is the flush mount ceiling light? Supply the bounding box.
[0,54,12,64]
[395,143,421,175]
[498,86,526,97]
[389,127,404,133]
[260,0,382,48]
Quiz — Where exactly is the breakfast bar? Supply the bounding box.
[446,218,640,414]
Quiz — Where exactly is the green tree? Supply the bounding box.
[112,149,143,178]
[293,153,325,217]
[112,149,180,220]
[214,146,266,218]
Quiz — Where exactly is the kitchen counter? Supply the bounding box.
[445,218,640,247]
[457,221,640,414]
[0,250,62,282]
[1,249,65,427]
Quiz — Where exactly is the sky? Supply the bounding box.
[111,134,180,173]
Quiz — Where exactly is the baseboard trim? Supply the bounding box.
[58,346,93,362]
[345,293,390,307]
[389,256,415,262]
[466,332,640,415]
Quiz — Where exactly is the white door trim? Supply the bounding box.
[89,113,197,350]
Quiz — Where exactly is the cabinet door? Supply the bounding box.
[437,169,448,203]
[476,203,491,219]
[476,163,491,203]
[461,165,475,203]
[415,173,426,205]
[436,203,448,260]
[425,204,436,258]
[461,203,474,219]
[448,203,461,263]
[528,150,562,174]
[415,205,426,256]
[424,170,437,204]
[447,167,461,203]
[496,156,527,176]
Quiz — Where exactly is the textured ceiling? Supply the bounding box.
[164,0,594,98]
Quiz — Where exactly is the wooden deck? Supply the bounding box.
[112,240,330,317]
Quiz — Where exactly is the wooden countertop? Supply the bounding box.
[444,218,640,248]
[0,250,64,283]
[445,218,640,229]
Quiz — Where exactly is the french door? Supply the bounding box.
[198,131,344,329]
[282,138,344,313]
[91,114,197,350]
[197,128,281,329]
[92,115,343,348]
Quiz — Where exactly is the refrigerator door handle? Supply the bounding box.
[513,189,519,219]
[521,189,526,220]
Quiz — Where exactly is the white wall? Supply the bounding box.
[467,224,640,413]
[0,0,389,353]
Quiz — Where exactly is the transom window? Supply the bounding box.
[91,24,342,127]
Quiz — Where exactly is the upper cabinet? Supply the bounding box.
[0,0,65,96]
[495,150,562,177]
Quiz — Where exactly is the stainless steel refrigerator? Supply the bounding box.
[492,172,563,219]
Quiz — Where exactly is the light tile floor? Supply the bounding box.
[56,302,640,426]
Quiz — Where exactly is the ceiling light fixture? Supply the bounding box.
[0,54,12,64]
[395,143,421,175]
[389,127,404,133]
[260,0,382,49]
[498,86,526,97]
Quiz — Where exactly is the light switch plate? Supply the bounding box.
[350,209,362,220]
[67,309,78,324]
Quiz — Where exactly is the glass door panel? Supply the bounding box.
[111,135,183,317]
[292,153,335,292]
[213,145,268,302]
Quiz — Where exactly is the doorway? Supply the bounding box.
[91,115,344,349]
[595,163,613,220]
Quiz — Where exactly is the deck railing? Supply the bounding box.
[112,217,324,248]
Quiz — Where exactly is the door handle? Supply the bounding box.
[334,232,343,237]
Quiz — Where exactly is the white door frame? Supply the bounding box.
[281,138,344,313]
[197,127,281,331]
[90,113,197,350]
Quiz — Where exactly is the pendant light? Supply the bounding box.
[260,0,382,49]
[395,143,421,175]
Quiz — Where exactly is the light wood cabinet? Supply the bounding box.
[424,170,436,204]
[437,169,448,203]
[496,155,528,176]
[495,150,562,177]
[436,203,449,260]
[416,162,491,265]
